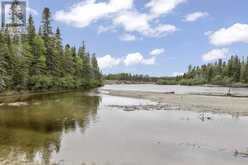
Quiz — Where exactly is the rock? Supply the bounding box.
[7,102,28,107]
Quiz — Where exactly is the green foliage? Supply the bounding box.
[105,73,153,82]
[160,55,248,86]
[0,9,102,93]
[178,78,207,86]
[183,55,248,85]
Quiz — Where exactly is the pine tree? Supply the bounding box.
[78,42,86,60]
[91,53,101,82]
[41,8,57,75]
[54,27,64,76]
[1,30,14,88]
[41,8,52,37]
[240,57,246,82]
[63,44,74,75]
[11,41,32,90]
[27,15,36,44]
[30,35,46,76]
[0,33,8,90]
[55,27,63,56]
[27,14,38,76]
[82,52,91,81]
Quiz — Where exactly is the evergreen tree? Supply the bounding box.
[0,33,8,90]
[82,52,91,81]
[41,8,57,75]
[30,35,46,76]
[171,55,248,86]
[54,27,64,76]
[63,44,75,75]
[0,7,102,93]
[55,27,63,56]
[91,53,101,82]
[27,15,36,44]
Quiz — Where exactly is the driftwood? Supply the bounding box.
[163,92,175,94]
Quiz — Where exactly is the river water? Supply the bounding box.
[0,85,247,165]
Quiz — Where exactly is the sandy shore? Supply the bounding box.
[104,89,248,115]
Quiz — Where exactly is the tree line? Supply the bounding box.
[0,7,102,92]
[106,56,248,86]
[105,73,159,82]
[159,55,248,86]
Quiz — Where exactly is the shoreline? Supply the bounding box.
[0,89,98,103]
[104,89,248,115]
[104,80,248,88]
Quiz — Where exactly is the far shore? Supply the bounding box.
[104,89,248,115]
[104,80,248,88]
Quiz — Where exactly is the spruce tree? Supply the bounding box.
[27,15,36,44]
[41,8,57,75]
[63,44,74,75]
[91,53,101,82]
[0,34,8,90]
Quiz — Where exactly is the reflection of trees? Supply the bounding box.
[0,92,101,164]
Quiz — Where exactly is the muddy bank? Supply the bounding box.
[103,90,248,115]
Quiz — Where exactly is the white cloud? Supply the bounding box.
[143,57,156,65]
[114,11,177,37]
[150,24,177,37]
[97,54,121,69]
[97,25,116,34]
[114,11,150,34]
[98,51,159,70]
[146,0,187,17]
[54,0,179,38]
[150,48,165,56]
[209,23,248,46]
[202,48,229,62]
[119,33,136,42]
[124,52,155,66]
[183,11,208,22]
[54,0,134,27]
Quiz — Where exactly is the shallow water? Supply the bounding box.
[102,84,248,96]
[0,90,247,165]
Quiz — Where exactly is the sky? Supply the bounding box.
[17,0,248,76]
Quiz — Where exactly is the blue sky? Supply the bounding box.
[25,0,248,76]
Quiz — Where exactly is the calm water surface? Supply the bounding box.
[0,87,247,165]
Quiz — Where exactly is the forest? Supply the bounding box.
[0,8,102,92]
[105,73,158,82]
[159,56,248,86]
[106,56,248,87]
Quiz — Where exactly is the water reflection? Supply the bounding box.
[0,92,248,165]
[0,92,101,164]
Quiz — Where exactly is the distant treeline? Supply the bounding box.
[105,73,160,82]
[0,7,102,92]
[106,56,248,86]
[159,55,248,86]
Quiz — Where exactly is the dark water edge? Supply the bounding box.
[0,91,101,165]
[0,89,98,103]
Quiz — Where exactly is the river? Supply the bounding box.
[0,85,247,165]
